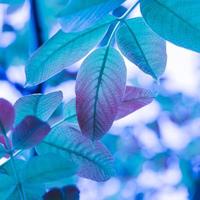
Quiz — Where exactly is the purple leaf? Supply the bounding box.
[12,116,50,149]
[0,98,15,135]
[43,188,62,200]
[115,86,154,120]
[62,185,80,200]
[76,47,127,140]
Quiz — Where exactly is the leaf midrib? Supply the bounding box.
[42,140,107,170]
[122,96,154,103]
[123,21,157,79]
[92,47,110,140]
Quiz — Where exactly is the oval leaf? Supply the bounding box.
[58,0,124,32]
[75,47,127,140]
[12,116,51,149]
[116,17,166,79]
[0,98,15,135]
[140,0,200,52]
[63,99,77,123]
[21,154,78,184]
[115,86,154,120]
[14,91,63,125]
[26,16,115,86]
[36,122,115,182]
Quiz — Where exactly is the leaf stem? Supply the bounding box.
[1,125,26,200]
[106,0,140,47]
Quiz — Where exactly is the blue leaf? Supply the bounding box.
[58,0,124,32]
[36,122,115,181]
[140,0,200,52]
[26,16,115,86]
[116,17,167,79]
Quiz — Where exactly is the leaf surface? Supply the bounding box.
[26,16,115,86]
[0,173,15,200]
[75,47,127,140]
[58,0,124,32]
[12,116,51,149]
[140,0,200,52]
[0,98,15,135]
[14,91,63,125]
[116,17,166,79]
[36,122,115,181]
[115,86,154,120]
[21,154,78,184]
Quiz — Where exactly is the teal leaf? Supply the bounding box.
[75,47,127,140]
[0,98,15,135]
[7,184,44,200]
[115,86,155,120]
[21,154,78,184]
[58,0,124,32]
[0,173,15,200]
[26,16,115,86]
[63,99,77,123]
[36,122,115,181]
[12,116,51,149]
[116,17,166,79]
[14,91,63,125]
[140,0,200,52]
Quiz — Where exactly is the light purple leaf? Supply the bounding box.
[36,122,115,182]
[115,86,154,120]
[75,47,127,140]
[58,0,124,32]
[12,116,50,149]
[0,98,15,135]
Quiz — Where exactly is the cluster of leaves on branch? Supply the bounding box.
[1,0,200,199]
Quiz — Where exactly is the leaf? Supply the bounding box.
[0,98,15,135]
[63,99,77,123]
[26,16,115,86]
[21,154,78,184]
[43,188,63,200]
[0,0,23,4]
[14,91,63,125]
[62,185,80,200]
[58,0,124,32]
[115,86,154,120]
[36,122,115,181]
[75,47,127,140]
[12,116,51,149]
[7,184,44,200]
[43,185,80,200]
[0,173,15,200]
[140,0,200,52]
[116,17,166,79]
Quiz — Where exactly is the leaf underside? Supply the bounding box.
[75,47,127,140]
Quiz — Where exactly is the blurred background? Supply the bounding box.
[0,0,200,199]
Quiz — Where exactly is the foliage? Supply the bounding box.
[0,0,200,199]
